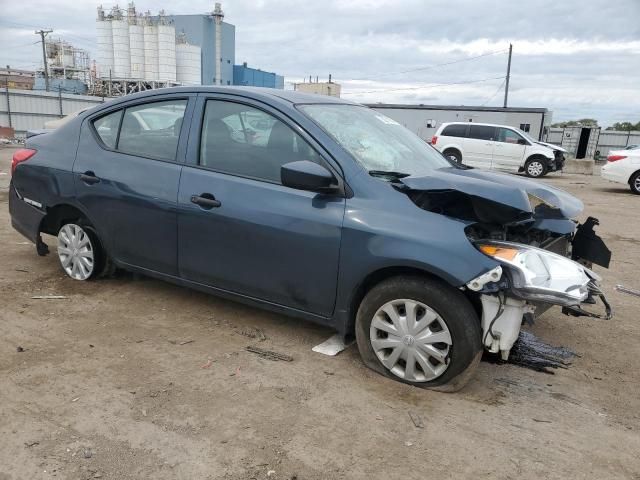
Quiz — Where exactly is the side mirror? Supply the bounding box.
[281,161,337,193]
[517,138,528,145]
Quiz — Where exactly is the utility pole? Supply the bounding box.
[503,43,512,108]
[35,29,53,92]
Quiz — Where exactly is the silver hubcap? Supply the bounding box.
[369,299,452,382]
[57,224,94,280]
[634,176,640,192]
[448,154,458,162]
[527,161,544,177]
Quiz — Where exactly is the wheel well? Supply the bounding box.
[443,147,461,156]
[629,170,640,184]
[346,266,441,336]
[526,154,550,164]
[39,204,89,236]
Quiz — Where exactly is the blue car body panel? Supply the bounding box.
[9,86,588,335]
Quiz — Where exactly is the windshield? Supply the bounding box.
[519,129,539,143]
[299,104,451,177]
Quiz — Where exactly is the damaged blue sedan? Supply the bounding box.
[9,87,612,390]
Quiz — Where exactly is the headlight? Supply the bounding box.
[527,193,559,213]
[476,241,590,306]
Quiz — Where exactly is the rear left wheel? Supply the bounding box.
[57,223,102,280]
[355,276,482,392]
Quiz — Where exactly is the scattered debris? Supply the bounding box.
[323,370,334,376]
[236,327,267,341]
[71,397,80,402]
[615,284,640,298]
[408,410,424,429]
[24,441,39,448]
[485,331,577,374]
[31,295,67,300]
[16,346,25,353]
[312,333,353,356]
[83,448,93,459]
[141,409,147,417]
[89,344,94,348]
[14,268,29,273]
[201,359,213,369]
[404,441,413,447]
[267,471,276,477]
[246,346,293,362]
[179,340,194,345]
[532,418,552,423]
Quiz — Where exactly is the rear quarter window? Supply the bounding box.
[92,110,122,149]
[441,124,467,138]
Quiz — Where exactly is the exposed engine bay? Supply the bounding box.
[394,171,613,361]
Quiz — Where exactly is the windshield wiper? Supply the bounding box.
[368,170,411,179]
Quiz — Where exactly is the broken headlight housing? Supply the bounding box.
[476,241,592,306]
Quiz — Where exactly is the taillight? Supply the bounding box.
[11,148,37,174]
[431,135,438,145]
[607,154,626,162]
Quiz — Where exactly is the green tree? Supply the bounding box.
[606,121,640,131]
[551,118,599,128]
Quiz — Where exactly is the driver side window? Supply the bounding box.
[497,128,525,144]
[199,100,323,183]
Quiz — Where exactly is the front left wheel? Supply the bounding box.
[57,223,101,280]
[524,157,547,178]
[629,171,640,195]
[355,276,482,392]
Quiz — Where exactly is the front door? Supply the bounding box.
[74,96,192,275]
[492,127,527,172]
[177,98,345,317]
[463,125,496,169]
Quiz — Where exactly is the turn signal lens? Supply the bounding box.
[11,148,37,174]
[431,135,438,145]
[479,244,519,261]
[607,155,626,162]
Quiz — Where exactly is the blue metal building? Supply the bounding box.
[168,14,236,86]
[233,63,284,89]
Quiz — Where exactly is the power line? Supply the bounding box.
[342,75,507,95]
[481,78,506,106]
[348,48,508,82]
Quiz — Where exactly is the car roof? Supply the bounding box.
[100,86,357,107]
[440,121,519,129]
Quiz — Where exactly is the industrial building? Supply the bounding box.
[93,2,283,96]
[0,67,34,90]
[33,37,91,93]
[368,104,552,141]
[295,78,341,97]
[233,63,283,89]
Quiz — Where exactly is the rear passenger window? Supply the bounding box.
[117,99,187,161]
[441,124,467,138]
[468,125,496,141]
[93,110,122,149]
[199,100,323,183]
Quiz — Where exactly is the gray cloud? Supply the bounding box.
[1,0,639,125]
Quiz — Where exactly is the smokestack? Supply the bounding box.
[212,3,224,85]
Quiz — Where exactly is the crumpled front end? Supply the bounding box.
[395,167,613,361]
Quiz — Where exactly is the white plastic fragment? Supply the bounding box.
[312,333,353,356]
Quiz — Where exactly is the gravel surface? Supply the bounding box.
[1,145,639,479]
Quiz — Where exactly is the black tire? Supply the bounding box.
[355,275,482,392]
[524,157,547,178]
[629,171,640,195]
[56,219,105,280]
[443,149,462,164]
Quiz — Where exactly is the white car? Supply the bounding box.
[431,122,565,178]
[601,149,640,194]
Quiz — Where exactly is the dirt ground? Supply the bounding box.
[1,145,639,480]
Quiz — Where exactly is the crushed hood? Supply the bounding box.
[536,141,568,153]
[399,167,583,221]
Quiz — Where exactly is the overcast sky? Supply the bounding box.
[1,0,638,126]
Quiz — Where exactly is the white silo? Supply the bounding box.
[111,8,131,78]
[96,6,113,78]
[157,12,176,83]
[143,16,158,82]
[176,40,201,85]
[129,25,145,80]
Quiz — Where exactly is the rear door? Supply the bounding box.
[74,95,194,275]
[493,127,528,171]
[463,125,496,169]
[177,96,345,317]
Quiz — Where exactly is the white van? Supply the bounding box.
[431,122,565,177]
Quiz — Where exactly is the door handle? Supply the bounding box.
[191,193,221,209]
[80,171,100,185]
